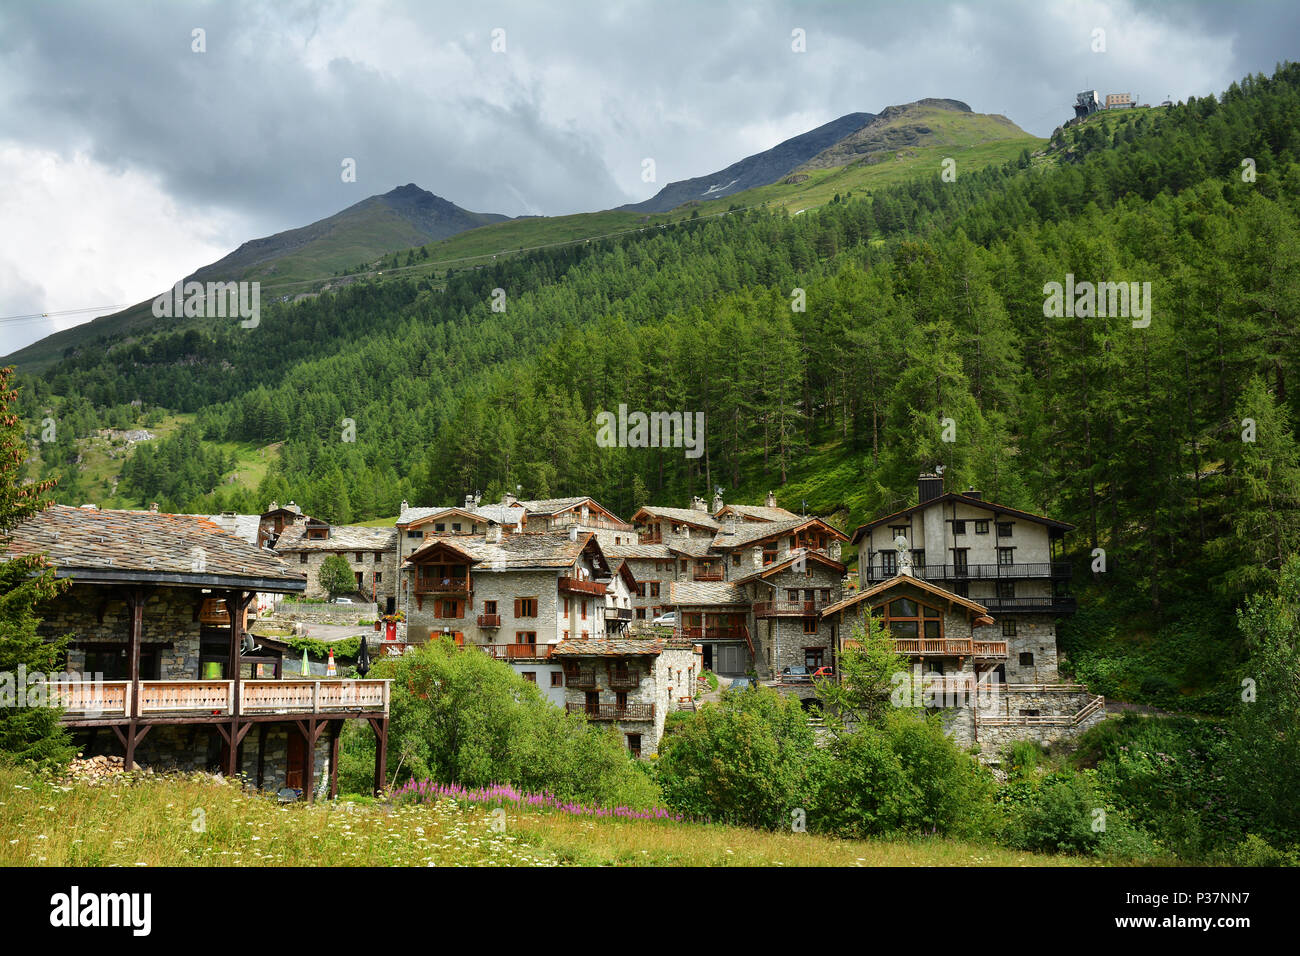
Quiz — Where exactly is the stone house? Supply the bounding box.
[550,635,701,757]
[272,520,399,611]
[4,505,390,800]
[821,561,1104,753]
[401,527,614,702]
[851,473,1076,684]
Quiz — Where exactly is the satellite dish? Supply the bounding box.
[242,633,261,655]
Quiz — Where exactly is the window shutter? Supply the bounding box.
[514,598,522,617]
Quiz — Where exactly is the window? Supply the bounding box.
[872,598,943,640]
[635,608,646,620]
[626,733,642,758]
[997,522,1013,537]
[452,522,462,532]
[911,549,926,568]
[551,672,563,687]
[636,583,647,598]
[889,525,909,538]
[515,597,538,617]
[436,598,464,618]
[1018,708,1040,717]
[299,552,308,564]
[997,580,1015,599]
[406,530,423,539]
[374,552,382,563]
[997,548,1015,566]
[484,600,497,615]
[562,596,569,614]
[616,691,628,710]
[356,552,365,562]
[374,573,382,584]
[803,618,819,635]
[881,551,897,575]
[1002,620,1017,637]
[522,672,536,683]
[732,553,741,566]
[434,523,445,532]
[649,583,660,598]
[804,647,825,669]
[1019,652,1034,666]
[974,520,989,534]
[581,599,588,620]
[516,631,536,646]
[953,548,969,572]
[952,520,966,535]
[762,543,777,565]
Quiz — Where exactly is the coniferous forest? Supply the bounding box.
[16,64,1300,712]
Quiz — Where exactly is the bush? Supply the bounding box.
[339,638,657,809]
[657,687,821,829]
[814,712,994,839]
[1002,770,1105,855]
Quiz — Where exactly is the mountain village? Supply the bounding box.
[3,472,1105,800]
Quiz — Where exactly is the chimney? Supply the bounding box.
[751,546,763,567]
[691,495,708,512]
[268,500,278,512]
[962,487,983,501]
[149,502,159,513]
[400,499,409,512]
[765,491,777,508]
[918,472,944,504]
[569,525,579,541]
[464,494,476,510]
[723,514,736,536]
[504,492,518,508]
[712,493,724,513]
[486,524,502,544]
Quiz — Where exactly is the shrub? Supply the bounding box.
[339,638,657,809]
[656,687,821,829]
[1003,770,1105,855]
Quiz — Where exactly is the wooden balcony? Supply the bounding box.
[479,642,553,660]
[608,670,641,689]
[893,638,978,656]
[47,679,391,722]
[477,613,501,628]
[565,701,655,721]
[677,625,748,641]
[973,640,1008,659]
[415,577,470,594]
[563,668,599,688]
[603,606,633,622]
[692,570,724,582]
[558,576,608,596]
[753,600,826,618]
[980,596,1077,613]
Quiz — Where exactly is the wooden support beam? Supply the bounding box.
[328,720,342,800]
[370,716,388,797]
[302,718,317,803]
[255,724,268,791]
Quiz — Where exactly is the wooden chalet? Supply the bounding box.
[4,505,391,800]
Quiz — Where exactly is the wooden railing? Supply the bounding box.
[476,613,501,628]
[608,670,641,689]
[979,695,1106,727]
[565,702,655,721]
[415,577,470,594]
[563,669,599,688]
[603,606,633,621]
[893,638,978,656]
[558,576,608,596]
[753,600,826,618]
[677,625,748,642]
[973,640,1008,658]
[479,643,553,660]
[49,679,390,719]
[692,570,724,582]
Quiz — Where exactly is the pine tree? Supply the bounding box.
[0,367,74,768]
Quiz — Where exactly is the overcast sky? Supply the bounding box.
[1,0,1296,355]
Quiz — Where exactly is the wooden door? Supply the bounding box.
[286,732,305,790]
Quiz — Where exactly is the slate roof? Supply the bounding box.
[406,530,609,573]
[820,574,990,618]
[669,580,749,607]
[634,506,720,530]
[550,637,666,657]
[203,513,263,545]
[710,516,850,549]
[604,543,676,560]
[274,524,398,552]
[397,505,483,527]
[715,504,799,522]
[2,505,306,591]
[730,548,846,584]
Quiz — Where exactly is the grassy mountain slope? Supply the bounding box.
[4,184,508,370]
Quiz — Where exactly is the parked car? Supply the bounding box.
[651,611,677,626]
[810,665,834,679]
[331,597,354,605]
[781,665,812,683]
[729,677,754,690]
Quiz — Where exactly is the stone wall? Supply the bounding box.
[44,584,203,681]
[269,601,379,626]
[286,549,397,604]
